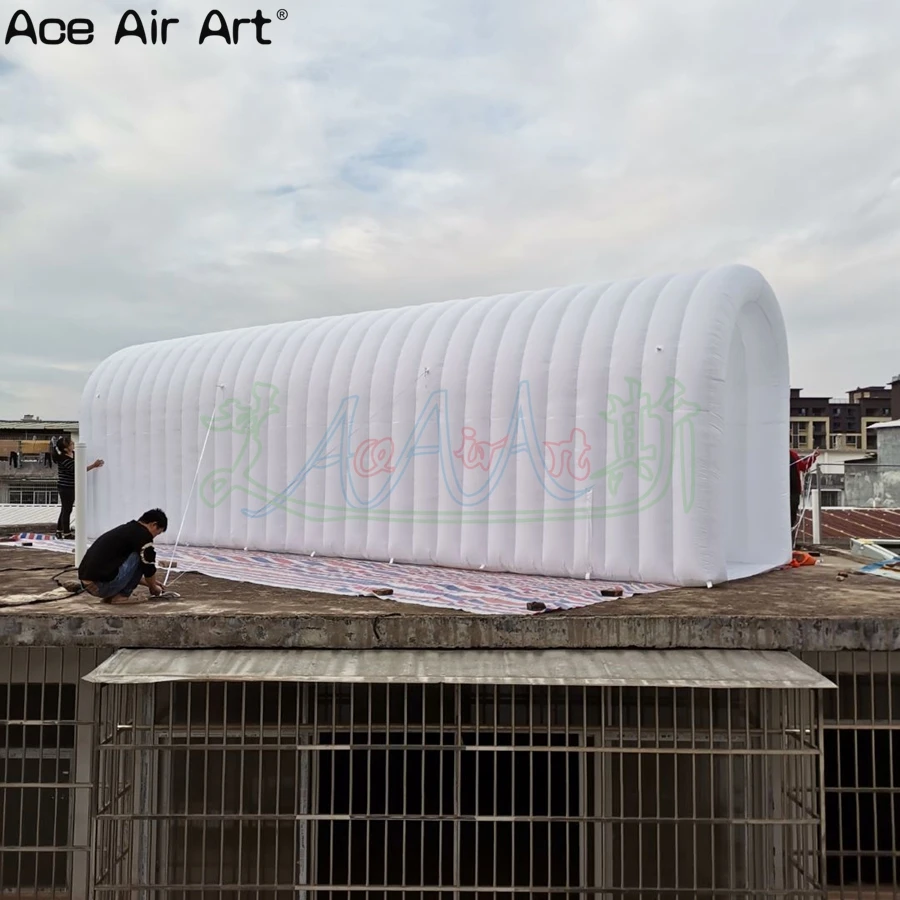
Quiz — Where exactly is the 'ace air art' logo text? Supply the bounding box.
[196,378,700,525]
[4,8,288,45]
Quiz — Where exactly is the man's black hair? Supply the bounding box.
[139,508,168,532]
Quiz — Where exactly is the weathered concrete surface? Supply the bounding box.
[844,465,900,509]
[2,546,900,651]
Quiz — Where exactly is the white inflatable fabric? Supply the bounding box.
[80,264,790,586]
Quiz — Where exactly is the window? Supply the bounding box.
[790,422,809,450]
[8,483,58,505]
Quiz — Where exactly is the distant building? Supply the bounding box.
[844,418,900,508]
[790,379,888,451]
[789,376,898,508]
[0,418,78,505]
[790,379,894,453]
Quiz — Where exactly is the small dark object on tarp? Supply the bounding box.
[600,587,624,597]
[526,601,546,612]
[369,587,393,597]
[836,569,865,581]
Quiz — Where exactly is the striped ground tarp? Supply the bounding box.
[5,534,672,616]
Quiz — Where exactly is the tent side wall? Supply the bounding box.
[79,264,789,586]
[670,266,790,583]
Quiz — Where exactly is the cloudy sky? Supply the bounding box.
[1,0,898,419]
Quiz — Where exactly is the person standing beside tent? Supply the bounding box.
[51,437,104,539]
[789,447,819,531]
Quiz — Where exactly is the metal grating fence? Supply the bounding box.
[91,679,825,899]
[1,648,897,898]
[801,652,900,900]
[0,647,109,900]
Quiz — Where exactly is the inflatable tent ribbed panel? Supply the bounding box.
[80,264,790,586]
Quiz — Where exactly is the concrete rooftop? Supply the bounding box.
[1,545,899,652]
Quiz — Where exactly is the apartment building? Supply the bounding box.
[790,382,894,453]
[0,418,77,505]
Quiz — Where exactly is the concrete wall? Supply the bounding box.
[845,427,900,507]
[875,426,900,466]
[845,463,900,507]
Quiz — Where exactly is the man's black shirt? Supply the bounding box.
[78,520,157,584]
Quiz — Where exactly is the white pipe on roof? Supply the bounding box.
[75,443,87,565]
[811,466,822,546]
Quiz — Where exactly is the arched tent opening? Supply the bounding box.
[721,298,789,580]
[79,264,790,588]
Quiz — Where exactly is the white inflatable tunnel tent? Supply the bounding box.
[80,264,790,587]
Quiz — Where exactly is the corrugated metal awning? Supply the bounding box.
[84,648,834,690]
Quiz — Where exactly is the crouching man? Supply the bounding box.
[78,509,168,604]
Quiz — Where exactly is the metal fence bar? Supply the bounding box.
[801,652,900,900]
[85,679,827,899]
[0,647,109,900]
[6,649,896,898]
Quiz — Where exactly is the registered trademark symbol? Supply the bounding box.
[277,9,288,19]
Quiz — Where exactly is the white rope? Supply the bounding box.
[792,458,817,548]
[160,564,191,588]
[164,385,224,586]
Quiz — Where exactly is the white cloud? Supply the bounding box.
[1,0,899,418]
